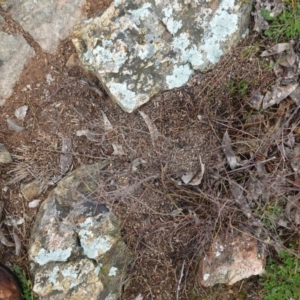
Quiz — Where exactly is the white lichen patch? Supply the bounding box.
[108,267,118,276]
[48,266,60,285]
[78,217,115,259]
[108,82,138,113]
[128,3,152,25]
[166,64,194,89]
[203,273,210,281]
[81,235,113,259]
[91,39,128,73]
[200,0,238,64]
[35,248,72,266]
[162,7,182,35]
[61,266,79,279]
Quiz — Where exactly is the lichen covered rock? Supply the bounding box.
[73,0,252,112]
[29,161,133,300]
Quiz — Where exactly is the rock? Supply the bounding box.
[0,15,4,23]
[72,0,252,112]
[0,32,35,106]
[20,180,43,201]
[8,0,87,54]
[29,161,133,300]
[0,144,12,164]
[0,0,12,11]
[199,232,266,286]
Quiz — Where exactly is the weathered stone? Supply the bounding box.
[0,144,12,164]
[0,0,12,11]
[0,32,35,105]
[72,0,252,112]
[7,0,86,54]
[29,161,133,300]
[20,180,43,201]
[199,232,266,286]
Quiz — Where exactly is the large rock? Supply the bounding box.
[7,0,87,54]
[0,32,35,105]
[72,0,252,112]
[199,232,266,286]
[28,161,133,300]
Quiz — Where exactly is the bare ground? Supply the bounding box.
[1,1,300,299]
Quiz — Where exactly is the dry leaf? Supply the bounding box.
[101,110,114,132]
[112,144,125,156]
[289,86,300,106]
[134,294,143,300]
[132,158,147,172]
[79,80,103,97]
[285,193,300,224]
[262,83,298,109]
[139,111,160,147]
[7,118,25,133]
[277,218,290,228]
[0,229,14,247]
[252,3,269,33]
[222,131,238,169]
[249,91,264,109]
[230,181,251,218]
[12,227,21,256]
[246,174,266,202]
[60,137,72,174]
[14,105,28,120]
[261,43,291,57]
[76,129,102,142]
[4,217,24,227]
[286,47,297,67]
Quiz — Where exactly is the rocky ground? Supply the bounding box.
[1,0,300,299]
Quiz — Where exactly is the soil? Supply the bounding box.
[0,1,285,299]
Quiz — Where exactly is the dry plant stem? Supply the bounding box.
[176,259,185,300]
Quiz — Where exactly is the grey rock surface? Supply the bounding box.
[73,0,252,112]
[29,161,133,300]
[0,32,35,106]
[8,0,87,54]
[0,143,12,164]
[0,0,12,11]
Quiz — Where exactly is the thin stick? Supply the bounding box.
[176,259,186,300]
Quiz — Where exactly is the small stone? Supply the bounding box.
[21,180,43,201]
[0,144,12,164]
[199,232,266,286]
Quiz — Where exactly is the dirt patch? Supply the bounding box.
[1,1,298,299]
